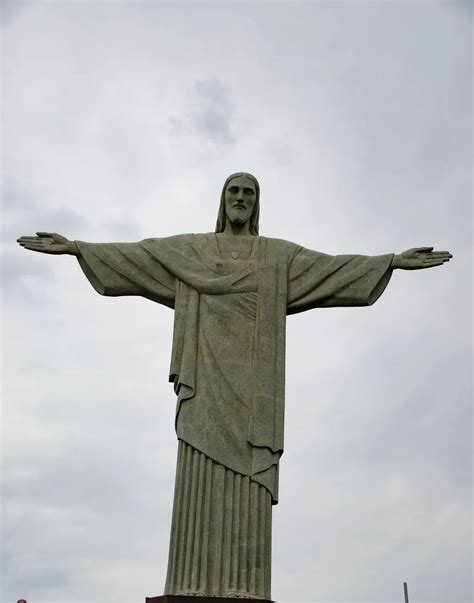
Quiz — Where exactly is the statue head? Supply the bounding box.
[215,172,260,235]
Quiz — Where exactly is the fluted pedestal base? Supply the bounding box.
[165,441,273,599]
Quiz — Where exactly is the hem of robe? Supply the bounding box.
[175,435,280,506]
[367,256,394,305]
[76,245,106,295]
[165,440,272,600]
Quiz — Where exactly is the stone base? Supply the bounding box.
[146,596,273,603]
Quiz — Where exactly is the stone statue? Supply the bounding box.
[17,173,452,601]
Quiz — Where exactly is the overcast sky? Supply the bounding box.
[1,1,472,602]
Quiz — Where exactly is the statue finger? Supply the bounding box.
[423,256,444,262]
[23,243,45,250]
[416,246,434,253]
[427,254,452,260]
[22,237,51,245]
[23,245,48,253]
[36,231,53,237]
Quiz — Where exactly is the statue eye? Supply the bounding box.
[244,188,254,195]
[228,186,239,193]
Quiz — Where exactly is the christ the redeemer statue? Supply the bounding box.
[17,173,452,600]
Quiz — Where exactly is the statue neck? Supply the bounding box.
[222,221,252,236]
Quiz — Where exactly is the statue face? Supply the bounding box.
[224,176,257,227]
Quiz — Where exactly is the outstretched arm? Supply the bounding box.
[17,232,79,256]
[391,247,452,270]
[17,232,176,307]
[286,243,453,315]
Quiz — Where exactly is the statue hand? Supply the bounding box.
[392,247,452,270]
[17,232,79,255]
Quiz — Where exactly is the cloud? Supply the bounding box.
[1,250,55,291]
[1,2,471,602]
[0,1,30,25]
[168,78,235,146]
[2,182,91,237]
[191,78,236,144]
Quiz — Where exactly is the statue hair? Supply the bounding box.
[215,172,260,235]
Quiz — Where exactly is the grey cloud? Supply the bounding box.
[191,79,235,144]
[2,323,177,600]
[1,181,37,211]
[169,78,236,146]
[98,214,146,240]
[278,298,472,599]
[448,1,472,16]
[1,184,93,291]
[2,2,470,602]
[0,1,30,25]
[4,561,69,601]
[14,205,90,237]
[263,139,296,166]
[2,183,91,241]
[1,249,55,290]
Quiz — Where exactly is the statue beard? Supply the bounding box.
[230,215,247,226]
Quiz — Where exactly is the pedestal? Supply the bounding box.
[146,596,273,603]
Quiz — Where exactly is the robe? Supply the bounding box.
[75,233,393,598]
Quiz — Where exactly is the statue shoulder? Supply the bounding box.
[141,233,196,249]
[263,236,300,259]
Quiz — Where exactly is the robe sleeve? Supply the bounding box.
[287,245,393,315]
[75,240,176,308]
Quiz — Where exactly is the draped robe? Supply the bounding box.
[75,233,393,598]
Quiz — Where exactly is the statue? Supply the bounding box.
[17,172,452,601]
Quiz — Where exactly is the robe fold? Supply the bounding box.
[76,233,393,504]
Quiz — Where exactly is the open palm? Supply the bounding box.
[394,247,452,270]
[17,232,75,255]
